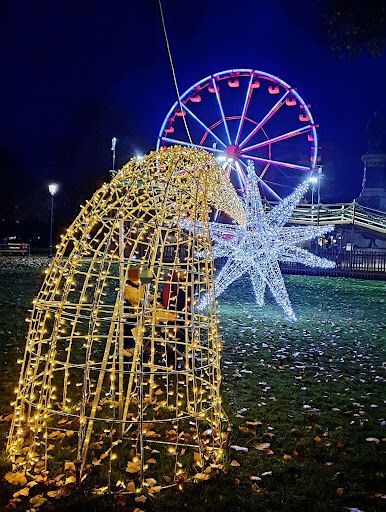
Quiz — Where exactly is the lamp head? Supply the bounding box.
[48,183,59,196]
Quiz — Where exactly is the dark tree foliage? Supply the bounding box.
[324,0,386,57]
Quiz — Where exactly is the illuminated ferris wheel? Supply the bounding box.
[157,69,319,200]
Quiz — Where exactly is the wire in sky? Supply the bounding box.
[158,0,193,144]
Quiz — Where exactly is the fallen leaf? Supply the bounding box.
[47,430,65,439]
[5,472,27,486]
[91,486,108,495]
[13,487,29,498]
[255,443,270,451]
[230,460,240,467]
[64,461,76,472]
[127,481,135,492]
[29,495,47,507]
[126,460,141,473]
[194,472,210,480]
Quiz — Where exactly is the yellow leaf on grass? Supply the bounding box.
[29,495,47,507]
[127,481,135,493]
[126,461,141,473]
[13,487,29,498]
[91,486,108,495]
[47,488,69,499]
[64,461,76,472]
[194,472,210,480]
[147,458,157,464]
[47,430,65,439]
[282,454,292,461]
[230,460,240,467]
[65,475,76,485]
[143,430,159,438]
[5,472,27,486]
[194,452,202,465]
[47,490,61,498]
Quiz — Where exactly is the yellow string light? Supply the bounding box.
[7,146,243,492]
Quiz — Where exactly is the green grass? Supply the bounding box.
[0,259,385,511]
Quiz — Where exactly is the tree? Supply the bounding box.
[323,0,386,57]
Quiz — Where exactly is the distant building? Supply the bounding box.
[359,112,386,210]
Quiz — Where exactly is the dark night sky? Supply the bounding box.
[0,0,385,244]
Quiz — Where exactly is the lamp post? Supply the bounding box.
[48,183,59,258]
[309,175,318,222]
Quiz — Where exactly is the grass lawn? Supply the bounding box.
[0,258,385,511]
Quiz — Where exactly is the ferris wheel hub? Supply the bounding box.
[225,145,240,160]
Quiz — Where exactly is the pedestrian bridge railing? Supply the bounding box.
[265,201,386,234]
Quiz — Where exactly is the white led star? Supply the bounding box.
[184,163,335,321]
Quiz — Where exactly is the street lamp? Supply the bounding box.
[48,183,59,258]
[309,175,318,209]
[309,166,323,225]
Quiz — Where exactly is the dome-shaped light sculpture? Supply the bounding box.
[7,147,244,495]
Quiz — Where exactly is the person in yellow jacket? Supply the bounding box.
[122,268,177,359]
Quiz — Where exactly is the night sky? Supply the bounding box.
[0,0,385,245]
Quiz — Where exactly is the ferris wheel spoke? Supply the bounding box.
[241,125,313,153]
[235,74,254,145]
[241,154,311,172]
[239,91,289,149]
[182,104,227,148]
[161,137,224,154]
[234,160,248,192]
[237,159,281,201]
[212,78,232,145]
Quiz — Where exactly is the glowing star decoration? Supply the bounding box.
[185,163,335,321]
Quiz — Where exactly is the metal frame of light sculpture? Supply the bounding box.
[157,69,318,201]
[7,147,245,494]
[183,163,335,321]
